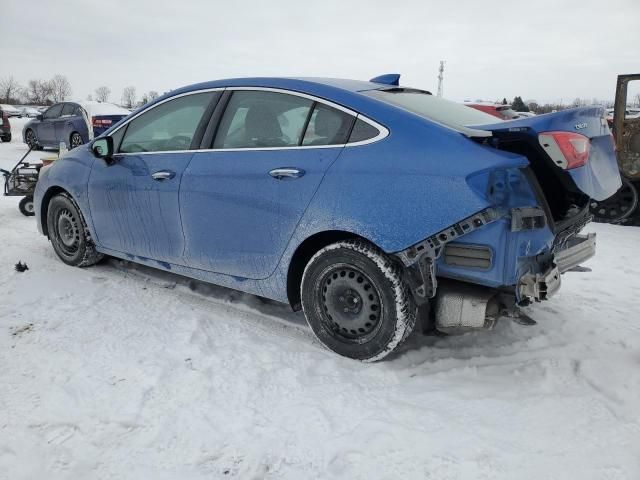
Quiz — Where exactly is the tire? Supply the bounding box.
[301,239,417,361]
[2,133,11,142]
[69,132,83,149]
[18,196,35,216]
[46,193,104,267]
[590,176,638,224]
[24,129,39,149]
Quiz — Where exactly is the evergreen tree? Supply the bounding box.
[511,96,529,112]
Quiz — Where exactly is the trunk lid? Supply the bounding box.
[472,106,621,201]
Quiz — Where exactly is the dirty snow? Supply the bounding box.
[1,119,639,479]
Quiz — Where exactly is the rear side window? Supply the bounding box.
[61,103,76,117]
[302,104,354,146]
[214,91,313,148]
[348,118,380,143]
[119,92,214,153]
[43,104,63,119]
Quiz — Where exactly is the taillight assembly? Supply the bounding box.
[92,117,113,127]
[538,131,590,169]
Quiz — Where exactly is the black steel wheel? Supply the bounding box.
[18,196,35,216]
[69,132,83,149]
[25,129,38,149]
[301,239,416,361]
[318,264,383,343]
[46,193,103,267]
[589,176,638,224]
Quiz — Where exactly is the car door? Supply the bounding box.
[614,74,640,179]
[38,103,63,145]
[87,90,219,264]
[55,103,76,145]
[180,89,355,279]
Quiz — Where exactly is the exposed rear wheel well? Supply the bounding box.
[287,230,375,310]
[40,186,69,236]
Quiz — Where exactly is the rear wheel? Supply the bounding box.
[301,239,416,361]
[590,176,638,224]
[46,193,103,267]
[69,132,83,149]
[1,133,11,142]
[18,196,35,216]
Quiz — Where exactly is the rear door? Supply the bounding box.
[614,74,640,179]
[55,103,76,144]
[180,89,354,279]
[88,90,219,263]
[38,103,63,144]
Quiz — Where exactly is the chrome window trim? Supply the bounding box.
[110,85,388,156]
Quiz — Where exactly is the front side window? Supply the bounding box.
[43,104,63,120]
[214,91,313,148]
[119,92,214,153]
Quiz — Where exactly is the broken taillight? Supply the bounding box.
[538,131,590,169]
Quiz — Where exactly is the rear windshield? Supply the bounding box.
[365,89,501,131]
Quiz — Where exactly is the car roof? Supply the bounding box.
[168,77,386,97]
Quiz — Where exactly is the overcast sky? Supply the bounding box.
[1,0,639,105]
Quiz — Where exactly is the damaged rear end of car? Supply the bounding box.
[366,87,621,333]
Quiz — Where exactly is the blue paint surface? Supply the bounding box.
[34,77,621,306]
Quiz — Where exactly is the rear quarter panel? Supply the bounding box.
[293,111,528,254]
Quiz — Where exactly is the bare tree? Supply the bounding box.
[0,76,21,103]
[95,86,111,102]
[148,90,159,101]
[121,86,136,108]
[26,79,54,105]
[50,74,72,102]
[635,93,640,108]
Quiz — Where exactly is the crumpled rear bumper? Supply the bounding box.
[555,233,596,273]
[518,233,596,302]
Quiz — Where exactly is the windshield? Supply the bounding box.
[365,89,501,132]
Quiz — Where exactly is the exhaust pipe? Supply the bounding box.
[434,280,500,332]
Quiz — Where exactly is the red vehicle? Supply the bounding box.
[464,102,521,120]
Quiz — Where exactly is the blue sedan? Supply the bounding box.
[23,101,130,150]
[34,75,621,360]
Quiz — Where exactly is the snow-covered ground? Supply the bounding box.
[1,119,639,479]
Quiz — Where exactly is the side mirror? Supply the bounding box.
[92,136,114,164]
[37,114,43,121]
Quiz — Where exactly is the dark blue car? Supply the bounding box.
[33,75,621,360]
[22,101,130,150]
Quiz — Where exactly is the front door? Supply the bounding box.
[87,91,218,263]
[180,90,355,279]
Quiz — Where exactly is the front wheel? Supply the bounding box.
[19,196,35,216]
[301,239,417,361]
[46,193,104,267]
[24,129,39,149]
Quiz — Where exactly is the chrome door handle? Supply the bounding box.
[269,168,305,180]
[151,170,175,181]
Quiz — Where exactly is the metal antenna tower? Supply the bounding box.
[437,60,445,97]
